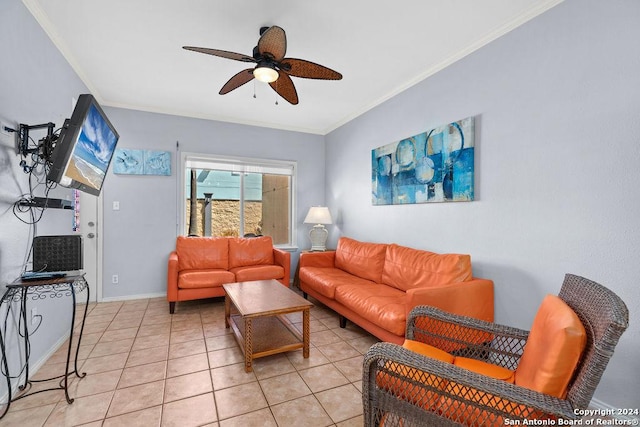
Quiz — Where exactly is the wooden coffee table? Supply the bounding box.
[223,279,314,372]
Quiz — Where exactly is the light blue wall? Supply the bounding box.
[0,0,90,399]
[99,108,324,299]
[325,0,640,408]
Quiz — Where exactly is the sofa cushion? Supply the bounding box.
[231,265,285,283]
[229,236,274,268]
[178,269,235,289]
[382,244,472,292]
[515,294,586,398]
[176,236,229,271]
[300,267,376,299]
[334,283,407,336]
[334,237,387,283]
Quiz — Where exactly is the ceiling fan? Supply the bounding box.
[183,26,342,105]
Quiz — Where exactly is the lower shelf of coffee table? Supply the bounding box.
[228,313,304,359]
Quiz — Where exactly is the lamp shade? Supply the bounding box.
[304,206,332,225]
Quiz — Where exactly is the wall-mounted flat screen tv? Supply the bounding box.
[47,94,119,196]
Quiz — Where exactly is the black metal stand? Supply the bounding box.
[0,274,89,419]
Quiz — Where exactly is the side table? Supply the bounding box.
[0,274,89,419]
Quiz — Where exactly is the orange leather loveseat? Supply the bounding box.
[298,237,493,344]
[167,235,290,313]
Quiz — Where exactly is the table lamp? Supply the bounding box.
[303,206,332,251]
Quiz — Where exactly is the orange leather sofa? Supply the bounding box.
[298,236,493,344]
[167,235,290,313]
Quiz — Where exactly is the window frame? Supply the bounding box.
[179,152,298,249]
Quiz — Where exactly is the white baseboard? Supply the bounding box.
[99,292,166,303]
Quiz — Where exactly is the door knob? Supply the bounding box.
[87,233,96,239]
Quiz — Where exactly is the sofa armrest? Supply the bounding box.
[299,250,336,268]
[167,251,179,301]
[406,278,494,323]
[273,248,291,286]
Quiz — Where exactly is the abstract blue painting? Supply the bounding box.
[372,117,474,205]
[113,149,171,176]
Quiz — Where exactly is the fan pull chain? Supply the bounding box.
[253,80,257,99]
[275,79,279,105]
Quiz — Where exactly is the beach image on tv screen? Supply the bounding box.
[64,104,118,190]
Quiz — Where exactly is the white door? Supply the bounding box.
[76,191,101,302]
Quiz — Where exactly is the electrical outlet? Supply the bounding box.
[31,307,38,325]
[112,274,119,284]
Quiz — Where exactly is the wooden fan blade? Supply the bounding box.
[269,71,298,105]
[258,26,287,61]
[280,58,342,80]
[219,69,255,95]
[183,46,255,63]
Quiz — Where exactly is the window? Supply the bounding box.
[181,154,296,246]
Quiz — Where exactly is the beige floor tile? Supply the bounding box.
[170,327,205,344]
[337,415,365,426]
[89,337,134,358]
[310,329,343,346]
[132,333,171,351]
[260,372,312,405]
[67,369,122,397]
[1,403,56,427]
[252,354,296,379]
[118,360,166,388]
[82,321,111,334]
[164,370,213,402]
[99,327,139,343]
[299,363,349,393]
[166,352,210,378]
[316,341,361,362]
[103,405,162,427]
[126,345,169,367]
[286,346,331,370]
[137,323,171,337]
[203,321,229,337]
[81,331,104,345]
[348,335,379,354]
[315,383,363,423]
[44,391,114,426]
[7,379,64,411]
[161,392,217,426]
[333,355,364,382]
[81,352,129,374]
[210,363,257,390]
[204,333,237,351]
[207,347,244,368]
[219,408,277,427]
[168,338,207,359]
[106,380,165,417]
[270,394,333,427]
[214,382,268,420]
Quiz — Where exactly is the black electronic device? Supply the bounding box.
[32,235,83,272]
[46,94,120,196]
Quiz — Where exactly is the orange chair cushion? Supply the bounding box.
[453,357,515,383]
[382,244,472,292]
[176,236,229,271]
[231,265,285,282]
[377,340,455,410]
[334,237,387,283]
[177,269,235,289]
[228,236,274,268]
[515,294,586,398]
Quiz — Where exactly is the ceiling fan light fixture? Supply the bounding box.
[253,64,279,83]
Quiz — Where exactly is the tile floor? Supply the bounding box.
[2,294,377,426]
[1,294,622,427]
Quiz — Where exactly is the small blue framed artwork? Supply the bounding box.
[113,149,171,176]
[372,116,474,205]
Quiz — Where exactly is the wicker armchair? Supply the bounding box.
[362,274,629,426]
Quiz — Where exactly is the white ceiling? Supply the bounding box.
[23,0,562,135]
